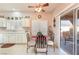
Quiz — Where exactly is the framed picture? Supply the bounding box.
[11,17,14,20]
[15,17,18,20]
[38,15,42,19]
[53,18,56,27]
[7,17,10,20]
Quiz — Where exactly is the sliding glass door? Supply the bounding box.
[60,8,79,55]
[60,10,74,54]
[77,9,79,55]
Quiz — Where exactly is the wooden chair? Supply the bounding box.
[63,31,69,44]
[34,35,48,54]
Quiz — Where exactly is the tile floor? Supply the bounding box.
[0,44,67,55]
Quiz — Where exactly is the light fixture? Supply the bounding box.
[35,7,42,12]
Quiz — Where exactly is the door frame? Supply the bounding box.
[54,4,79,55]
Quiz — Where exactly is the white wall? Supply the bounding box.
[0,12,52,26]
[32,20,48,36]
[0,11,53,42]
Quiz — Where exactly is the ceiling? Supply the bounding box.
[61,10,73,24]
[0,3,70,13]
[61,10,73,20]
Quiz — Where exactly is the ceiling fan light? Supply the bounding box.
[35,7,42,12]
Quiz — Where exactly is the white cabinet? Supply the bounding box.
[3,31,27,43]
[6,20,23,30]
[0,18,7,27]
[6,19,30,30]
[7,20,16,30]
[0,18,30,30]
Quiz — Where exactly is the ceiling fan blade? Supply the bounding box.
[34,9,45,13]
[28,6,34,8]
[28,3,49,8]
[28,6,40,8]
[42,9,45,12]
[42,3,49,7]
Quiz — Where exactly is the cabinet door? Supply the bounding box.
[7,20,16,30]
[0,19,6,27]
[0,21,3,27]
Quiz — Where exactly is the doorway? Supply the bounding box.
[60,10,74,54]
[60,7,79,55]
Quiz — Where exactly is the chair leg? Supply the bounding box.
[46,48,48,55]
[34,49,36,54]
[35,50,37,54]
[27,47,28,53]
[65,39,66,45]
[53,46,55,52]
[34,47,37,54]
[46,51,48,55]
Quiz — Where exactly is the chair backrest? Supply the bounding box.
[63,31,70,39]
[27,33,30,42]
[35,35,47,48]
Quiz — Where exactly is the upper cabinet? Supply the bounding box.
[0,17,30,31]
[6,19,30,30]
[0,18,7,27]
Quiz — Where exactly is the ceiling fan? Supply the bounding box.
[28,3,49,12]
